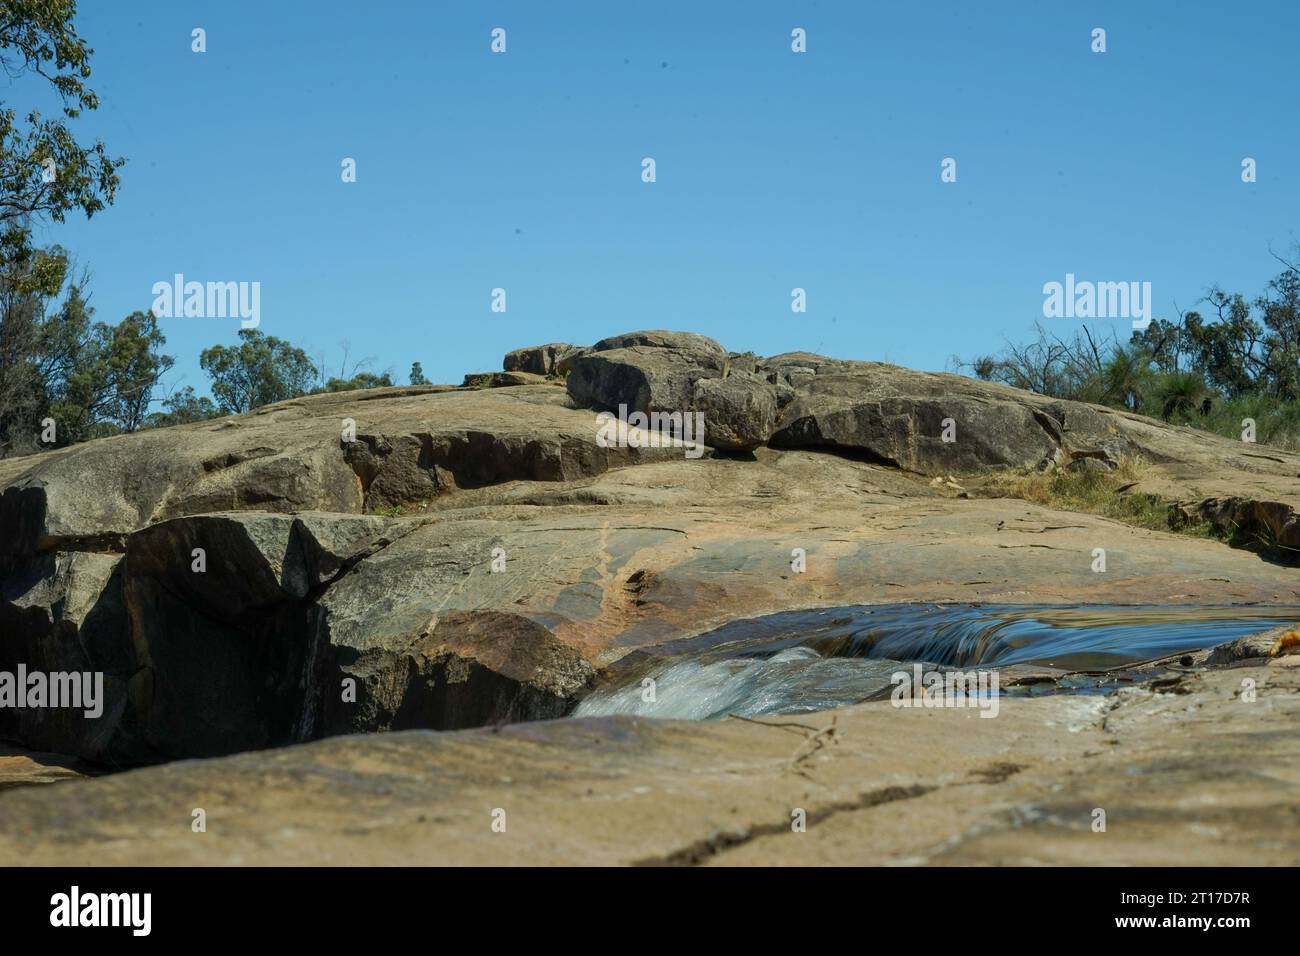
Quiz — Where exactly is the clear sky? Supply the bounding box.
[26,0,1300,398]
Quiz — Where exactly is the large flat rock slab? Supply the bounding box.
[0,662,1293,865]
[0,384,687,569]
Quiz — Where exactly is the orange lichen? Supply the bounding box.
[1268,629,1300,657]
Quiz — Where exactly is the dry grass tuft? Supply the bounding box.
[976,456,1213,535]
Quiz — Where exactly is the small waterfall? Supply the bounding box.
[575,603,1297,720]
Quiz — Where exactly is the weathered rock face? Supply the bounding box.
[121,511,408,760]
[565,345,717,415]
[0,744,89,792]
[4,330,1300,768]
[503,342,579,376]
[1173,496,1300,555]
[461,370,555,388]
[0,384,685,574]
[0,551,129,761]
[0,385,687,763]
[772,393,1063,470]
[317,610,596,736]
[557,332,1146,469]
[3,507,600,763]
[564,335,780,451]
[690,374,777,451]
[766,361,1128,473]
[591,330,726,356]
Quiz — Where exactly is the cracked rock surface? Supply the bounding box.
[0,657,1295,865]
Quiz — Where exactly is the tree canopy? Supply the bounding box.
[0,0,124,228]
[0,0,146,455]
[199,329,318,414]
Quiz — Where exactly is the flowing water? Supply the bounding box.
[575,603,1298,720]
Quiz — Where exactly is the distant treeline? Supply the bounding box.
[962,248,1300,451]
[0,2,423,457]
[0,251,423,455]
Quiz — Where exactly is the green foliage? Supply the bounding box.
[366,497,435,518]
[409,361,429,386]
[199,329,317,414]
[1097,344,1156,410]
[318,370,393,392]
[0,108,122,227]
[0,230,54,451]
[1,247,174,452]
[0,1,142,455]
[143,386,221,428]
[969,249,1300,451]
[1165,393,1300,451]
[39,298,173,443]
[98,310,172,431]
[0,0,100,114]
[1129,254,1300,402]
[0,0,124,228]
[1153,370,1210,422]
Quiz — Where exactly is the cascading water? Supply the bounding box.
[574,603,1298,720]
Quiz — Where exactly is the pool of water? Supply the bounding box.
[574,604,1298,720]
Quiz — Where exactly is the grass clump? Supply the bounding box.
[1180,394,1300,452]
[979,456,1215,536]
[366,496,435,518]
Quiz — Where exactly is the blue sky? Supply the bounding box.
[23,0,1300,398]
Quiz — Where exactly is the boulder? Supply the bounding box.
[1203,624,1300,665]
[503,342,579,376]
[591,330,726,356]
[771,393,1058,471]
[564,330,778,450]
[566,344,720,414]
[462,370,556,388]
[1173,496,1300,557]
[318,610,596,735]
[690,374,778,451]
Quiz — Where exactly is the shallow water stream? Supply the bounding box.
[575,604,1298,720]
